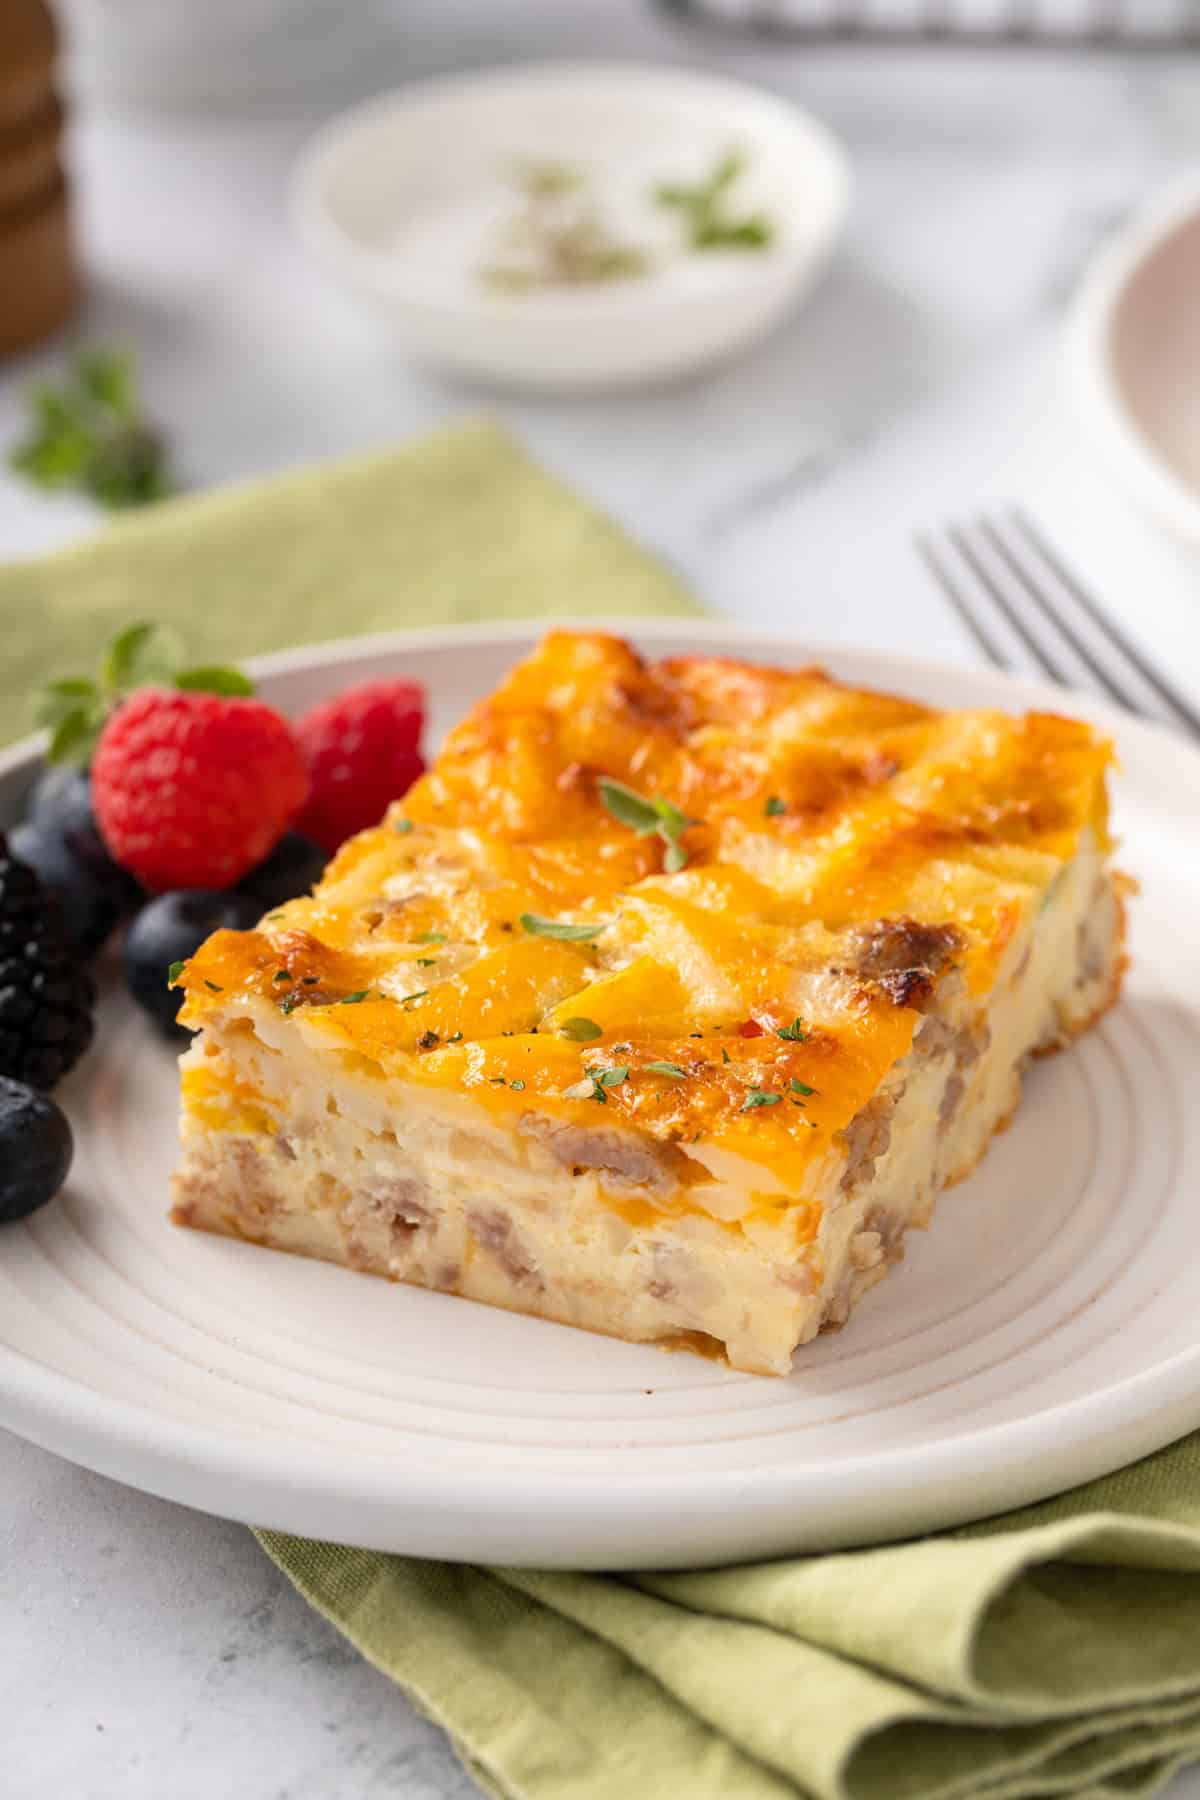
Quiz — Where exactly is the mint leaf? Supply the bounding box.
[520,912,608,941]
[741,1086,781,1111]
[47,709,102,766]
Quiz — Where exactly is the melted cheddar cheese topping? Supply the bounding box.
[179,632,1113,1181]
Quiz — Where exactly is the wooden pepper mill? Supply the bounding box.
[0,0,78,357]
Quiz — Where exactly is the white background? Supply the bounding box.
[2,2,1199,1794]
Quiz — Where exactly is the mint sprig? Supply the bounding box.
[654,149,774,253]
[10,347,174,511]
[34,621,256,765]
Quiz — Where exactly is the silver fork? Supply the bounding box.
[915,509,1200,740]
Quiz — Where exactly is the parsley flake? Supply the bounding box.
[764,795,786,818]
[520,912,609,942]
[776,1018,809,1042]
[560,1017,602,1041]
[644,1061,686,1079]
[741,1086,781,1111]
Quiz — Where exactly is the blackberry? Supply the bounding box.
[0,834,96,1090]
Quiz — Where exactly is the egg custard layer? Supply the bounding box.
[172,631,1126,1374]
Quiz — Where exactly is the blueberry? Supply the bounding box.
[0,1076,73,1223]
[237,832,326,911]
[125,889,261,1036]
[9,820,128,958]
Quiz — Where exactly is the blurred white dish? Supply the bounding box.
[290,61,850,392]
[1069,174,1200,543]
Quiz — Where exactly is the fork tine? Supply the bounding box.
[1009,509,1200,738]
[914,532,1014,671]
[976,516,1141,715]
[944,523,1073,684]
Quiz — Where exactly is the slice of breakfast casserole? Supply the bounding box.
[171,631,1125,1374]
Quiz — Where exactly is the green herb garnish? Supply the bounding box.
[790,1078,816,1096]
[654,149,774,253]
[339,991,370,1005]
[595,1066,629,1088]
[204,980,222,993]
[764,795,786,818]
[597,777,697,873]
[394,819,414,835]
[520,913,608,942]
[741,1086,781,1111]
[776,1018,809,1042]
[721,1047,731,1064]
[644,1061,686,1079]
[417,958,438,967]
[33,620,254,766]
[564,1075,607,1104]
[167,960,185,986]
[398,989,428,1006]
[510,1078,526,1091]
[447,1031,464,1043]
[273,970,291,983]
[415,931,445,944]
[560,1017,603,1041]
[10,347,174,512]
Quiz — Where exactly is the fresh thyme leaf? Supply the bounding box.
[644,1061,686,1079]
[520,912,608,941]
[776,1017,809,1042]
[415,931,446,944]
[340,991,370,1005]
[560,1017,603,1041]
[721,1047,731,1064]
[398,989,427,1006]
[447,1031,464,1043]
[597,777,698,872]
[394,819,414,835]
[764,795,786,818]
[741,1086,781,1111]
[204,980,223,993]
[273,970,290,983]
[11,348,173,512]
[595,1066,629,1087]
[167,960,185,985]
[790,1078,816,1096]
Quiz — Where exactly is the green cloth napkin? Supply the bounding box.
[0,419,694,747]
[8,419,1200,1800]
[260,1437,1200,1800]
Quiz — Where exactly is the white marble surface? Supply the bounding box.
[3,3,1200,1795]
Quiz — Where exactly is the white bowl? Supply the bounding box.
[290,61,850,393]
[1068,173,1200,543]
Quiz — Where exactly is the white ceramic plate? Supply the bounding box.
[1068,173,1200,541]
[2,620,1199,1570]
[291,62,849,392]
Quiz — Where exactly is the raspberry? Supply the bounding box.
[91,690,308,892]
[294,679,426,854]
